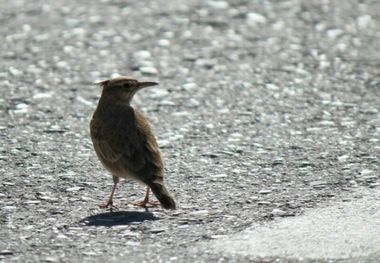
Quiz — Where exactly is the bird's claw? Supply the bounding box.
[130,200,159,208]
[98,201,118,211]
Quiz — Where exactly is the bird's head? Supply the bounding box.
[95,76,158,102]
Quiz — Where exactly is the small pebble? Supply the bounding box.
[271,209,287,217]
[66,186,82,192]
[310,181,327,188]
[357,14,371,29]
[210,174,227,178]
[9,67,23,76]
[207,1,229,9]
[188,210,209,217]
[158,39,170,46]
[133,50,151,60]
[246,13,267,25]
[139,67,158,75]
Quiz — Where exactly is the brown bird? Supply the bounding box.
[90,76,176,210]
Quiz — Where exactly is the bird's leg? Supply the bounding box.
[98,176,119,211]
[131,186,159,208]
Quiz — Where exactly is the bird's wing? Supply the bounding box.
[91,105,162,174]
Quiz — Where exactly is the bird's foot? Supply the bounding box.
[98,200,118,211]
[130,200,159,208]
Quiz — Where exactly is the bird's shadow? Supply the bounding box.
[80,210,158,227]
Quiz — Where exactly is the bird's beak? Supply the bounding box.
[139,82,158,89]
[94,80,109,86]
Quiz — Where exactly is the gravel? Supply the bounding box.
[0,0,379,262]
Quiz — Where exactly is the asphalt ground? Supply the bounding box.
[0,0,379,262]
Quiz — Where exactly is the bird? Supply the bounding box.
[90,76,176,210]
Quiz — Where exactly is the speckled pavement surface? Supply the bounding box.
[1,0,379,262]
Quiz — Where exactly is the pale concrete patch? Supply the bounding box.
[209,187,380,261]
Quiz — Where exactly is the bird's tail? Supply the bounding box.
[149,182,176,209]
